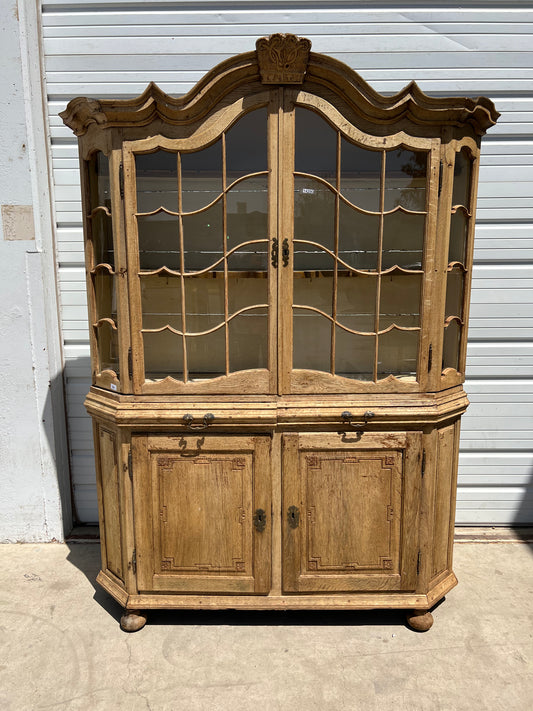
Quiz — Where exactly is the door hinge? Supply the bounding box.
[421,450,426,478]
[131,548,137,575]
[428,344,432,373]
[119,162,124,199]
[128,448,133,481]
[438,161,443,197]
[128,348,132,379]
[417,551,421,575]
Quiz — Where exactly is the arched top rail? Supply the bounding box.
[60,34,499,138]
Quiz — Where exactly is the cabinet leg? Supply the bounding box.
[120,609,147,632]
[406,608,434,632]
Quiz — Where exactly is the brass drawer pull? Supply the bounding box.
[183,413,215,430]
[341,410,374,430]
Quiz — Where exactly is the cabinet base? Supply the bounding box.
[97,570,456,628]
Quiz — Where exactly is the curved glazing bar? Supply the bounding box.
[136,107,270,386]
[292,106,428,382]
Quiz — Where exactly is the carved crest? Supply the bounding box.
[256,33,311,84]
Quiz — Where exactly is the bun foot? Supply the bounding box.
[406,608,433,632]
[120,609,147,632]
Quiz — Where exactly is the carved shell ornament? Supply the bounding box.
[256,33,312,84]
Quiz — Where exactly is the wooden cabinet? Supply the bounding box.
[132,434,271,595]
[61,34,498,632]
[282,432,421,594]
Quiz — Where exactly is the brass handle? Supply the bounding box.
[271,237,279,267]
[183,413,215,430]
[282,238,290,266]
[341,410,374,431]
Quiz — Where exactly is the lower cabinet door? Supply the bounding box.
[132,434,271,594]
[282,432,421,593]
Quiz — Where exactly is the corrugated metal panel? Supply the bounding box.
[43,0,533,525]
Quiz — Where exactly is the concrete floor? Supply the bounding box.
[0,542,532,710]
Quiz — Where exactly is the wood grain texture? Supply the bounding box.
[132,434,271,594]
[62,35,497,627]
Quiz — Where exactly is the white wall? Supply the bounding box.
[0,1,71,541]
[43,0,533,525]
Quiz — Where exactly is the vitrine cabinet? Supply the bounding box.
[61,34,498,632]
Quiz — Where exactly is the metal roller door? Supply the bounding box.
[42,0,533,524]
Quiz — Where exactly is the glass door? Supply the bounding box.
[124,100,278,394]
[280,96,438,393]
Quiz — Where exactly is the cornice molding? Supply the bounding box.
[60,34,499,137]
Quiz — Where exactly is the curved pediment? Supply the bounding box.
[60,34,499,137]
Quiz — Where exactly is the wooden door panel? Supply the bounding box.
[283,432,421,593]
[133,435,271,594]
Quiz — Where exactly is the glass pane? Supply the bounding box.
[337,273,377,334]
[96,321,119,374]
[181,140,223,213]
[453,148,472,209]
[226,241,268,273]
[143,330,183,381]
[187,329,226,380]
[229,310,268,372]
[293,272,333,315]
[293,310,331,371]
[380,273,422,329]
[385,148,427,212]
[88,152,111,209]
[295,107,337,184]
[136,150,178,213]
[137,213,180,271]
[443,319,461,372]
[335,329,374,380]
[449,209,469,265]
[338,201,379,271]
[340,139,382,212]
[184,277,225,334]
[90,211,114,268]
[141,274,181,330]
[226,108,268,184]
[294,176,335,266]
[445,268,464,319]
[93,271,115,322]
[226,176,268,254]
[182,200,223,272]
[378,329,419,378]
[228,271,268,313]
[382,211,425,270]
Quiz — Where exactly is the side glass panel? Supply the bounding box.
[443,147,474,374]
[135,108,269,385]
[86,152,118,379]
[292,107,427,383]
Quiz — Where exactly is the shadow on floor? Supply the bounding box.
[64,538,441,630]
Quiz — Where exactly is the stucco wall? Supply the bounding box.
[0,1,70,541]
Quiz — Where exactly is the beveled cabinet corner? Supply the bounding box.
[62,34,498,632]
